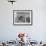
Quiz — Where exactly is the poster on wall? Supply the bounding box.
[13,10,32,25]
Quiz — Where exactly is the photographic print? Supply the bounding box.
[13,10,32,25]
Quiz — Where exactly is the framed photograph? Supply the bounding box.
[13,10,32,25]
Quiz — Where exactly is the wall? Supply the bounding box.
[0,0,46,42]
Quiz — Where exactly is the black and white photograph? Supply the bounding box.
[13,10,32,25]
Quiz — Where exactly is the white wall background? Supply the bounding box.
[0,0,46,42]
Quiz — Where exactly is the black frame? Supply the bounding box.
[13,10,33,26]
